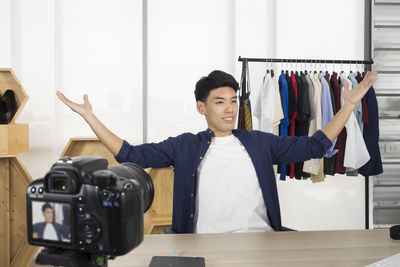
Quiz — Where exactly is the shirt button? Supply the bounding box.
[207,141,210,144]
[191,193,194,197]
[200,156,203,160]
[190,214,194,218]
[192,173,195,176]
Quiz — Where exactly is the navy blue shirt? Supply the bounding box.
[115,129,332,233]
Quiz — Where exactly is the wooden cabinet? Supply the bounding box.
[0,68,37,267]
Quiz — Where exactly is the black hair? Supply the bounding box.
[194,70,239,102]
[42,202,53,212]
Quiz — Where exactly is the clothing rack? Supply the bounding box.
[238,55,373,230]
[238,56,374,65]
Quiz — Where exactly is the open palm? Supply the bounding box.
[56,90,92,118]
[343,69,377,107]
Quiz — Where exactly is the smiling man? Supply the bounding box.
[57,69,377,234]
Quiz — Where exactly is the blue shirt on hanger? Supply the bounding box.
[319,72,337,158]
[278,73,290,180]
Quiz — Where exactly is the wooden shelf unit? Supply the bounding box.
[0,68,37,267]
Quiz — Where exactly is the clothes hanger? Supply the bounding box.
[270,59,274,78]
[325,60,329,76]
[290,61,294,75]
[319,60,323,74]
[285,59,289,76]
[313,60,317,74]
[340,60,344,74]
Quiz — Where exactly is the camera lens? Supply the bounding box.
[108,163,154,212]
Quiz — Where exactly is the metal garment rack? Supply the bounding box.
[238,55,374,230]
[238,56,374,65]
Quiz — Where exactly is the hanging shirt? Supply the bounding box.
[348,72,363,133]
[194,135,273,233]
[300,72,311,135]
[289,73,299,178]
[273,76,284,136]
[319,72,337,158]
[303,73,324,182]
[331,72,347,174]
[294,73,306,179]
[340,73,370,170]
[305,73,316,122]
[254,72,276,133]
[278,73,289,181]
[356,73,370,128]
[359,84,383,176]
[323,72,337,175]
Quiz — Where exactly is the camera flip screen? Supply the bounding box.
[31,200,71,243]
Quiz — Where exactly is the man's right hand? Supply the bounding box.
[56,90,92,119]
[56,90,123,156]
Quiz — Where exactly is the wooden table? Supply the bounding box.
[30,229,400,267]
[109,229,400,267]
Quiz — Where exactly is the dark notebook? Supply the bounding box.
[149,256,205,267]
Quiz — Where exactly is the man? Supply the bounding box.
[57,69,377,233]
[32,203,70,241]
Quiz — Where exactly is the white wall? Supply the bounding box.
[1,0,368,230]
[147,0,235,141]
[0,0,11,66]
[5,0,143,179]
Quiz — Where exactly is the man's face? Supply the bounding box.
[197,86,238,137]
[43,208,53,224]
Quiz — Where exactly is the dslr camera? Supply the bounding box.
[26,156,154,266]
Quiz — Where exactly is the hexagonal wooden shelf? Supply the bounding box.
[60,137,173,234]
[0,68,29,124]
[0,155,37,267]
[60,137,119,165]
[0,124,29,155]
[0,68,35,267]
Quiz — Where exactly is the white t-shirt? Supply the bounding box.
[194,135,273,233]
[43,223,58,241]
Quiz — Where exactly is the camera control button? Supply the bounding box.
[78,206,86,214]
[102,190,109,198]
[78,196,85,203]
[38,187,44,194]
[123,182,133,190]
[30,187,36,193]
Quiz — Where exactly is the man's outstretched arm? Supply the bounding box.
[321,70,377,142]
[56,91,123,156]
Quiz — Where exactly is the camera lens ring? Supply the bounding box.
[108,163,154,212]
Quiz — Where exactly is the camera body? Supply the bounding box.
[27,156,153,256]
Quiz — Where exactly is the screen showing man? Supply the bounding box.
[32,201,71,242]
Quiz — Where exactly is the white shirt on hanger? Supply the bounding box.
[254,72,276,133]
[340,73,370,170]
[273,75,284,136]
